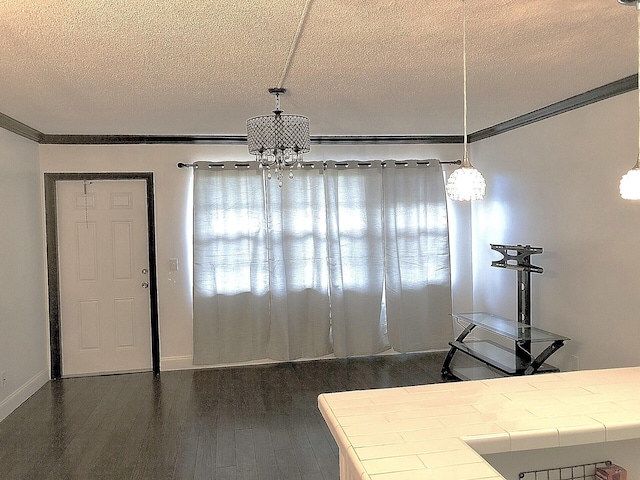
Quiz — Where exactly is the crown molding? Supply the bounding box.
[469,74,637,142]
[37,134,463,145]
[1,75,636,146]
[0,112,43,143]
[311,135,462,144]
[39,134,248,145]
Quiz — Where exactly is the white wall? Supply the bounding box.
[14,88,635,422]
[470,91,640,371]
[39,143,467,370]
[0,129,49,423]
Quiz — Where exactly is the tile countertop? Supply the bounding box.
[317,367,640,480]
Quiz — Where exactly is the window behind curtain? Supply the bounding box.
[193,168,271,364]
[192,160,452,365]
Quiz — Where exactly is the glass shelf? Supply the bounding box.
[452,312,569,343]
[449,339,560,375]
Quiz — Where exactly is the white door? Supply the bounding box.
[57,179,152,376]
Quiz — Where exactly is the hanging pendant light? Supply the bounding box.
[247,88,310,187]
[446,0,486,201]
[620,156,640,199]
[619,0,640,200]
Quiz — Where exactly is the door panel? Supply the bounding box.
[57,179,152,376]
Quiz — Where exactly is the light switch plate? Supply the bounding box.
[169,258,179,272]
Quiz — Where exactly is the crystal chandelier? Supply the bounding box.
[446,0,486,201]
[247,88,310,187]
[619,0,640,200]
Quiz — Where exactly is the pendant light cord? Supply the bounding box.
[462,0,470,167]
[278,0,314,89]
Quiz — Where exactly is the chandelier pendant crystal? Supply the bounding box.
[247,88,310,187]
[619,0,640,200]
[446,0,486,201]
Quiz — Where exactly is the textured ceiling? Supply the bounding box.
[0,0,636,136]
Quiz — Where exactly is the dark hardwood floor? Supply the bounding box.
[0,351,448,480]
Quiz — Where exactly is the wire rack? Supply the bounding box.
[519,460,612,480]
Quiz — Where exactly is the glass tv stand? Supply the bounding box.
[441,312,568,380]
[442,244,569,381]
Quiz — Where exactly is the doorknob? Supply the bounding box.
[141,282,149,289]
[141,268,148,275]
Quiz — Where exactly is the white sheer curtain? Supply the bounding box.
[324,162,389,357]
[383,161,453,352]
[192,168,270,364]
[264,167,332,360]
[192,161,452,365]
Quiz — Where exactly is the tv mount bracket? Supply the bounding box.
[491,243,543,327]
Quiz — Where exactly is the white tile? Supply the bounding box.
[603,421,640,442]
[588,411,640,424]
[502,387,593,402]
[370,462,501,480]
[355,437,468,460]
[369,469,433,480]
[428,462,503,479]
[332,402,427,417]
[555,368,638,383]
[462,432,511,455]
[604,389,640,401]
[614,399,640,410]
[530,380,582,390]
[327,388,391,400]
[482,373,561,385]
[497,415,600,432]
[384,404,477,422]
[415,393,508,408]
[472,396,562,413]
[350,433,406,448]
[477,381,538,394]
[361,455,426,475]
[343,417,444,436]
[401,424,507,443]
[509,428,559,451]
[368,392,421,406]
[527,402,619,418]
[405,381,492,395]
[557,393,614,405]
[439,409,534,427]
[320,367,640,480]
[344,445,367,478]
[558,423,606,446]
[323,395,376,407]
[583,384,640,396]
[341,414,389,426]
[417,448,485,468]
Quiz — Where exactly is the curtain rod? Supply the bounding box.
[177,160,462,169]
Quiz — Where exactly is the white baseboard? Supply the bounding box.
[160,355,283,371]
[160,355,196,371]
[161,349,449,372]
[161,354,351,371]
[0,368,49,423]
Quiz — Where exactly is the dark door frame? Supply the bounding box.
[44,172,160,379]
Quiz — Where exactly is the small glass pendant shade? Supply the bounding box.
[446,164,486,201]
[447,0,486,202]
[620,1,640,199]
[620,157,640,200]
